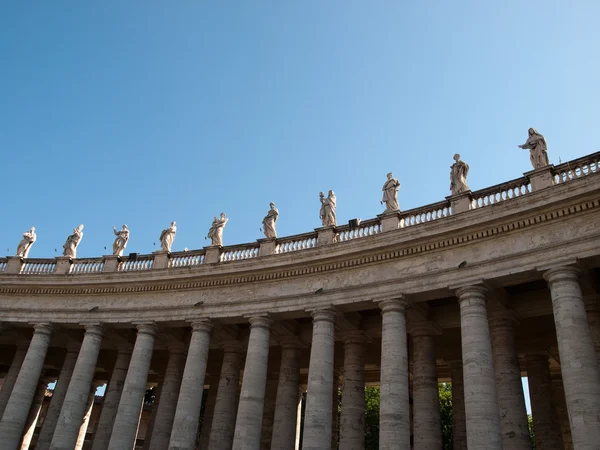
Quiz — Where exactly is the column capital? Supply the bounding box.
[488,310,519,329]
[220,339,246,354]
[543,265,581,284]
[408,320,442,337]
[248,315,273,329]
[134,322,157,336]
[279,337,304,349]
[339,330,366,344]
[455,284,487,301]
[378,297,408,313]
[81,323,104,337]
[310,308,336,323]
[167,343,186,354]
[31,322,53,336]
[189,318,213,333]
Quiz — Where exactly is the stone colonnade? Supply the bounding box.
[0,265,599,449]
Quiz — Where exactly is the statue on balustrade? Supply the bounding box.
[159,221,177,252]
[450,154,470,195]
[112,225,130,256]
[319,190,337,227]
[16,227,36,258]
[519,128,549,169]
[63,224,84,258]
[207,213,229,246]
[381,172,401,212]
[262,202,279,239]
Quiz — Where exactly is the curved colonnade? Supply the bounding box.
[0,153,600,450]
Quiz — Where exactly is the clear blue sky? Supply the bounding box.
[1,1,599,258]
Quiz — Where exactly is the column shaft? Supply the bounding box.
[0,323,53,449]
[0,345,28,420]
[232,316,273,450]
[260,371,279,450]
[302,309,336,450]
[142,382,162,450]
[338,335,365,450]
[168,319,212,450]
[489,315,531,449]
[74,384,98,450]
[412,334,442,450]
[450,361,467,450]
[91,350,132,450]
[50,324,104,450]
[197,373,220,450]
[584,295,600,365]
[544,267,600,447]
[526,354,564,450]
[36,347,80,450]
[378,299,410,450]
[148,347,186,450]
[19,377,49,450]
[456,286,502,449]
[331,372,339,450]
[270,345,300,450]
[107,323,157,450]
[551,376,574,450]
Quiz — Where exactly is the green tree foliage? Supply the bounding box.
[528,414,535,449]
[364,387,380,449]
[438,383,453,450]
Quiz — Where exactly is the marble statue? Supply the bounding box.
[519,128,549,169]
[112,225,130,256]
[63,224,84,258]
[262,202,279,239]
[381,173,401,212]
[319,190,337,227]
[207,213,229,246]
[159,221,177,252]
[450,154,470,195]
[16,227,37,258]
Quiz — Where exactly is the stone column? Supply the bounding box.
[232,316,273,450]
[378,299,410,450]
[107,323,157,450]
[74,382,101,450]
[411,327,442,450]
[168,319,213,450]
[260,370,279,450]
[146,345,186,450]
[0,323,53,449]
[49,324,104,450]
[338,332,365,450]
[526,353,564,450]
[208,342,245,450]
[19,376,50,450]
[584,294,600,364]
[36,345,80,450]
[197,372,220,450]
[488,312,531,449]
[456,286,502,449]
[270,343,301,450]
[91,349,132,450]
[544,266,600,447]
[302,309,336,450]
[142,381,162,450]
[331,369,340,450]
[551,375,573,450]
[449,361,467,450]
[0,344,28,420]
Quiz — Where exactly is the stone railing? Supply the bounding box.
[21,259,57,275]
[70,258,105,274]
[2,151,599,277]
[220,244,260,262]
[276,232,318,254]
[553,152,600,184]
[336,218,382,242]
[168,250,205,268]
[470,177,532,209]
[118,255,154,272]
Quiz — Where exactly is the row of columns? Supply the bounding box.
[0,265,599,450]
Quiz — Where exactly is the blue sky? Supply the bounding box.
[1,2,598,257]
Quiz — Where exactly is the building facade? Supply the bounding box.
[0,153,599,450]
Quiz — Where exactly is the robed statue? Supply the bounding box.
[519,128,549,169]
[319,190,337,227]
[112,225,130,256]
[16,227,37,258]
[262,203,279,239]
[450,154,470,195]
[381,173,401,212]
[207,213,229,246]
[63,224,84,258]
[159,221,177,252]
